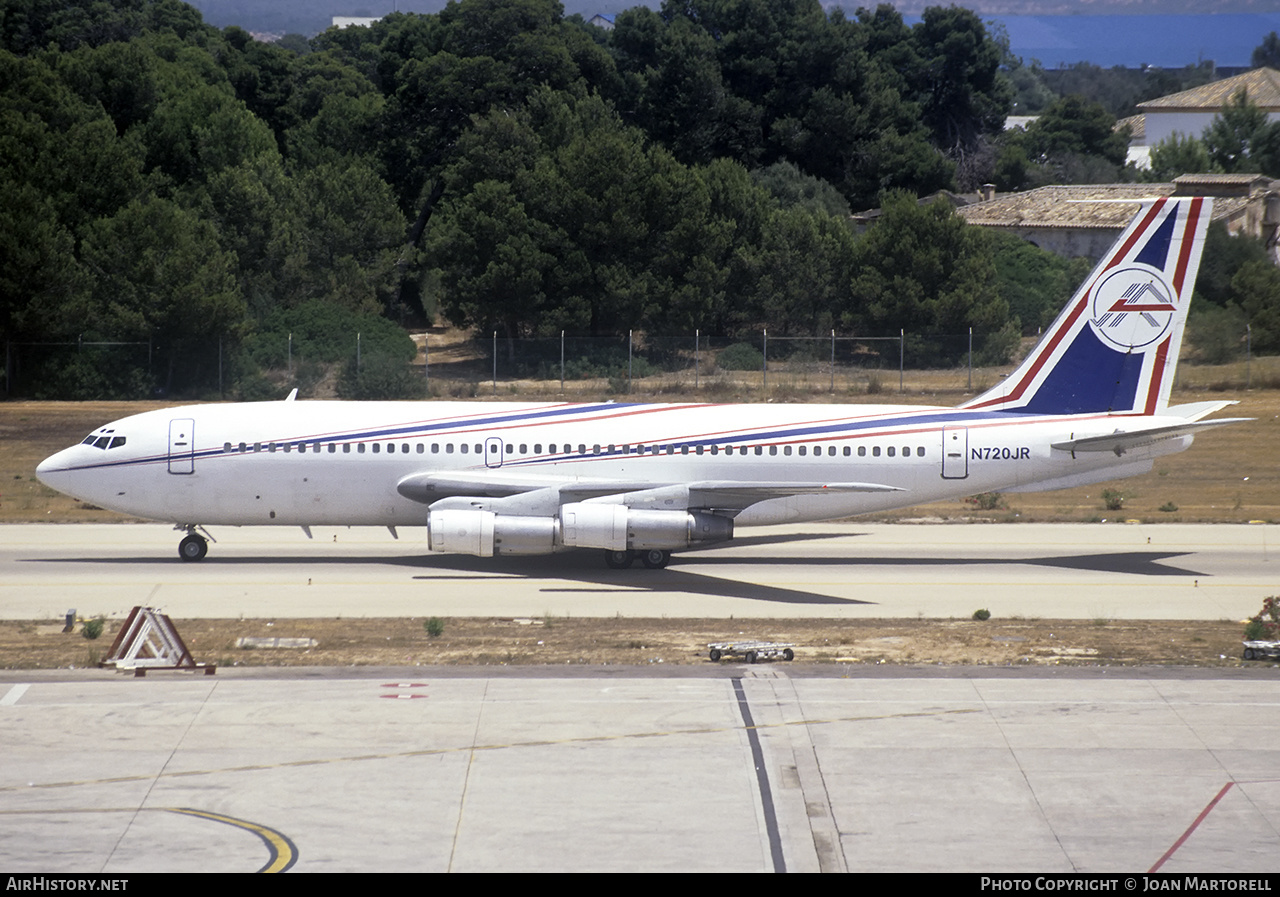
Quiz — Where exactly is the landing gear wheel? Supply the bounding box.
[744,650,757,664]
[1244,647,1257,660]
[179,534,208,562]
[709,648,722,662]
[604,549,634,569]
[783,648,795,662]
[640,549,671,569]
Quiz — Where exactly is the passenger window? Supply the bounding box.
[238,442,247,453]
[342,444,349,453]
[784,446,792,456]
[460,444,467,454]
[858,446,866,457]
[594,444,601,454]
[872,446,881,457]
[519,445,526,454]
[270,443,278,453]
[843,446,851,456]
[755,446,762,455]
[917,447,925,457]
[710,446,718,455]
[357,444,365,454]
[798,446,806,456]
[416,444,424,453]
[769,446,777,456]
[446,444,453,454]
[372,443,380,454]
[579,444,587,455]
[224,442,232,453]
[474,444,482,454]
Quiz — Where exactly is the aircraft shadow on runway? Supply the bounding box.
[29,529,1208,608]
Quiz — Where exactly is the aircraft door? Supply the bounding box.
[484,437,504,469]
[941,427,968,479]
[168,418,195,475]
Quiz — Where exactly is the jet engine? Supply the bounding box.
[426,504,732,557]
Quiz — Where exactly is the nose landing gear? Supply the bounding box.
[176,525,214,561]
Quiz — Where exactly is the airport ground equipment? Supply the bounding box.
[707,640,796,663]
[1242,640,1280,661]
[102,606,216,676]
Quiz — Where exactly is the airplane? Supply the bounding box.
[37,196,1245,568]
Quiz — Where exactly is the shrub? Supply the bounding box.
[424,617,445,638]
[973,608,991,621]
[1101,488,1126,511]
[1245,596,1280,641]
[82,617,105,640]
[965,492,1007,511]
[1159,501,1178,512]
[716,342,763,371]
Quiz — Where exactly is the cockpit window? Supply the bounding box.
[84,430,126,450]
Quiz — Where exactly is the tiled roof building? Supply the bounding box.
[957,176,1280,262]
[1136,68,1280,147]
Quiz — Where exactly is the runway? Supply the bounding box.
[0,522,1273,621]
[2,666,1278,873]
[4,523,1279,873]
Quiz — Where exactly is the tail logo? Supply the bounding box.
[1089,264,1176,350]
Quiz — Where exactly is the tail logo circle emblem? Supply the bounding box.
[1090,264,1176,349]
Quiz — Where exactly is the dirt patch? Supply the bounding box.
[3,616,1261,671]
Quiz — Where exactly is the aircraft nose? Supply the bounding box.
[36,448,75,490]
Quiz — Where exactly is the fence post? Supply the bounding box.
[628,329,633,394]
[492,330,497,395]
[695,329,699,390]
[560,330,565,394]
[424,333,429,396]
[899,329,904,394]
[288,331,292,376]
[830,329,835,393]
[968,326,973,391]
[762,328,768,392]
[1247,324,1252,389]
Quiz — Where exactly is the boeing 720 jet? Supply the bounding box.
[37,196,1244,567]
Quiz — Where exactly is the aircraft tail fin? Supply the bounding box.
[963,196,1212,415]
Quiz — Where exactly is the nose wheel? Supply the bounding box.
[178,533,208,561]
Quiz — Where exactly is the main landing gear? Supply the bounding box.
[604,549,671,569]
[176,525,213,562]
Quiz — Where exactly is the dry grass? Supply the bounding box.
[4,356,1278,524]
[1,615,1259,671]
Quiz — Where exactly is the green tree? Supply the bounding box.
[848,193,1008,363]
[1231,259,1280,353]
[1203,89,1280,175]
[1146,132,1213,182]
[908,6,1011,154]
[79,196,246,393]
[1252,32,1280,70]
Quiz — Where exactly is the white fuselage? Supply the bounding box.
[36,399,1189,531]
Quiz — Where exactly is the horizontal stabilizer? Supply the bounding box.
[1051,418,1249,457]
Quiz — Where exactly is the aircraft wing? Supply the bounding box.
[1051,418,1250,457]
[397,471,901,514]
